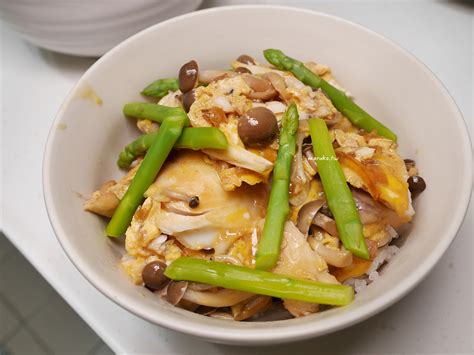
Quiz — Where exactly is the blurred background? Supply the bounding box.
[1,1,472,354]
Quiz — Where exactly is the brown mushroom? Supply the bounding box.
[237,54,256,65]
[309,239,352,267]
[237,107,278,147]
[302,143,318,172]
[195,306,218,316]
[182,89,196,113]
[166,281,188,305]
[242,74,278,100]
[312,212,339,237]
[262,72,289,100]
[351,188,403,226]
[404,158,416,170]
[142,260,169,290]
[178,60,199,93]
[234,66,251,74]
[231,295,272,321]
[407,175,426,198]
[289,131,311,207]
[296,199,326,236]
[179,299,199,311]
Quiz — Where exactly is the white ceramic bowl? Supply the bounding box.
[0,0,201,57]
[43,6,472,345]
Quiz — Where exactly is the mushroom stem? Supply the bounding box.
[296,199,326,236]
[313,213,339,237]
[311,240,352,268]
[198,70,237,84]
[182,288,254,307]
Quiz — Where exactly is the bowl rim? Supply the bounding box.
[43,4,473,344]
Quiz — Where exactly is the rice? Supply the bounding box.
[344,278,368,293]
[344,245,400,293]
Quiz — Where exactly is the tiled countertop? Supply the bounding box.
[2,1,472,353]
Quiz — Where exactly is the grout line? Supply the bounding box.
[22,290,57,322]
[0,293,54,354]
[0,322,23,345]
[0,296,23,322]
[0,295,24,344]
[21,323,54,355]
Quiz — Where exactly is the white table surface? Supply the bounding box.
[2,1,473,354]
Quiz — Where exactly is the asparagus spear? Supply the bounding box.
[255,103,299,270]
[165,257,354,306]
[117,127,229,169]
[123,103,186,123]
[263,49,397,141]
[309,118,369,259]
[141,78,179,98]
[106,113,189,237]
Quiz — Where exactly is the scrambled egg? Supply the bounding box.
[333,129,413,219]
[189,76,253,127]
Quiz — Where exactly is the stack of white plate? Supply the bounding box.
[0,0,202,57]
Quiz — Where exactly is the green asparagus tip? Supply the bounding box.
[123,102,189,126]
[263,49,284,66]
[141,78,179,98]
[263,49,397,141]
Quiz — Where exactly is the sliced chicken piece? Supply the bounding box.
[84,163,140,217]
[272,221,339,285]
[272,221,338,316]
[83,180,119,217]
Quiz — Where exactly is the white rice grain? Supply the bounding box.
[368,245,399,276]
[345,245,400,294]
[344,278,368,294]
